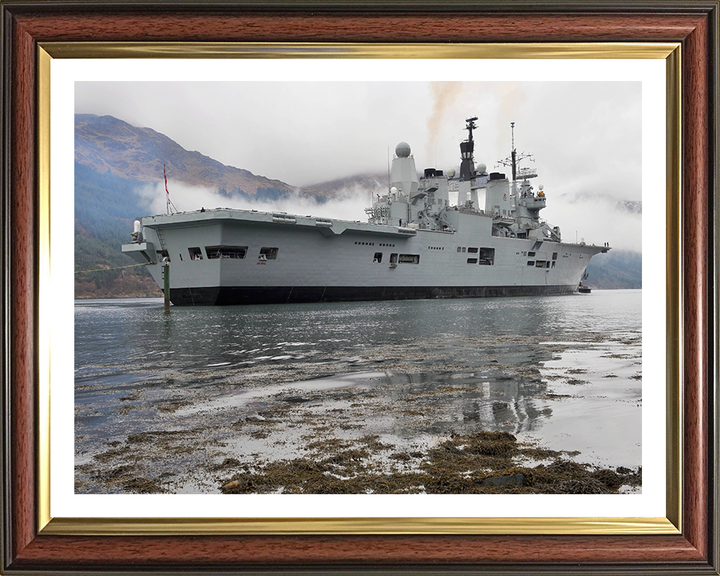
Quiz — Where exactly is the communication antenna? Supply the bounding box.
[164,164,179,215]
[497,122,534,181]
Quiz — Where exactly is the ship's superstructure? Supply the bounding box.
[122,118,609,305]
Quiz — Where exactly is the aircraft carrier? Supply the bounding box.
[122,118,609,306]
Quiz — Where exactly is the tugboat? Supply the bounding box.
[578,272,592,293]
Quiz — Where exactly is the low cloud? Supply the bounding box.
[544,194,641,253]
[138,181,375,223]
[137,179,640,253]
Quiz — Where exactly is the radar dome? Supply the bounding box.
[477,163,487,174]
[447,168,456,178]
[395,142,411,158]
[539,184,544,190]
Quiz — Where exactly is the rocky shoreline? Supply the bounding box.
[218,429,641,495]
[75,332,642,495]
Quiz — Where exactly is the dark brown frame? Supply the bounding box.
[1,1,718,573]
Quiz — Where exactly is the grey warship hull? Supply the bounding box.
[123,209,605,306]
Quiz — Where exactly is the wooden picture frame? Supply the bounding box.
[1,1,717,573]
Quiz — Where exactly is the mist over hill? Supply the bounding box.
[74,114,641,297]
[76,114,304,201]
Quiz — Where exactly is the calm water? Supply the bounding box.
[75,291,641,374]
[75,290,642,491]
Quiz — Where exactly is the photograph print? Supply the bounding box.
[73,78,643,496]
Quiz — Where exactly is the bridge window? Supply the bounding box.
[467,247,479,254]
[188,247,202,260]
[535,260,546,268]
[478,247,495,265]
[206,246,248,259]
[467,258,478,264]
[373,252,383,263]
[527,261,535,266]
[399,254,420,264]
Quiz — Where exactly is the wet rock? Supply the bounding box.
[102,465,135,480]
[93,445,132,463]
[616,466,642,488]
[546,460,587,474]
[212,458,243,471]
[390,453,412,462]
[126,430,188,444]
[424,473,478,494]
[122,477,166,493]
[322,449,369,466]
[222,476,262,494]
[591,468,622,491]
[483,473,526,488]
[283,396,311,404]
[464,431,517,456]
[559,478,610,494]
[359,434,392,451]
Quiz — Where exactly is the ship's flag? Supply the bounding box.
[162,165,179,215]
[164,164,170,215]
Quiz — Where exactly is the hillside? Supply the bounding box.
[301,173,388,200]
[76,114,298,199]
[74,162,161,298]
[584,250,642,289]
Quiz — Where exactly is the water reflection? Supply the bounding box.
[380,362,553,440]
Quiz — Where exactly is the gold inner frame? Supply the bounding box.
[37,42,681,536]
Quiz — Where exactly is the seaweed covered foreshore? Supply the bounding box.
[75,329,642,495]
[218,430,641,495]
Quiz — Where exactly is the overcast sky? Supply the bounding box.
[76,81,642,250]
